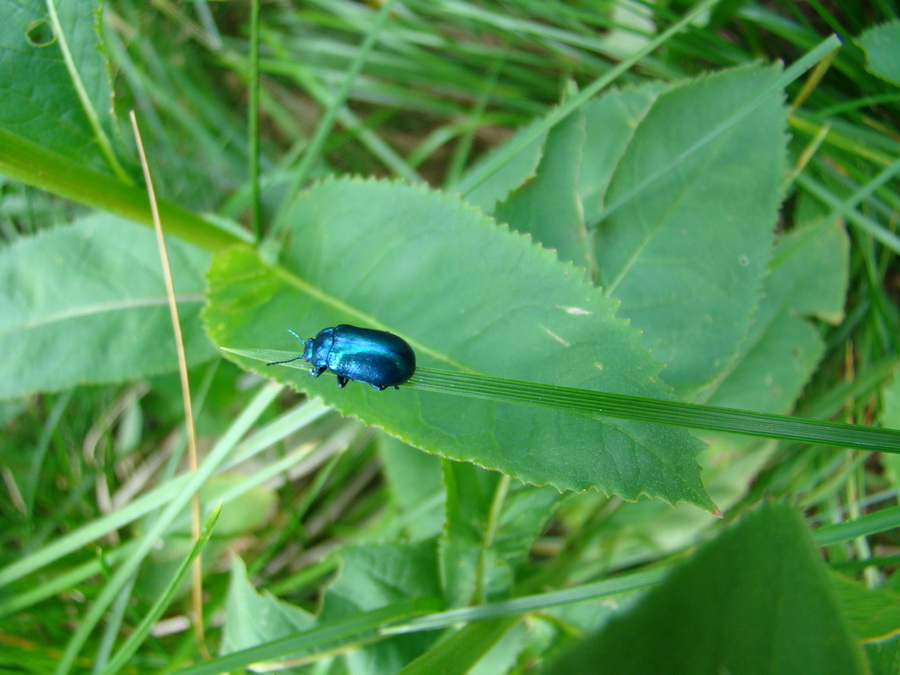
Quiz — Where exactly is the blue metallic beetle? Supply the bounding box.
[267,324,416,391]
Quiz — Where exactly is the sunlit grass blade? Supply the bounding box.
[813,505,900,547]
[171,599,443,675]
[0,398,329,612]
[409,368,899,453]
[99,506,221,675]
[229,346,900,454]
[54,384,282,675]
[384,567,669,635]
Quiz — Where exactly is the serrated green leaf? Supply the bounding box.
[0,0,113,174]
[578,85,662,224]
[544,503,867,675]
[858,21,900,87]
[494,107,588,268]
[704,219,849,412]
[205,178,714,509]
[0,214,214,397]
[593,65,788,395]
[461,116,547,214]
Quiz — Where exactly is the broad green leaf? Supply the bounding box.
[593,220,848,568]
[703,219,848,411]
[205,177,714,509]
[577,86,661,224]
[858,21,900,86]
[593,65,787,395]
[441,464,560,607]
[494,108,588,268]
[0,214,213,397]
[221,556,315,656]
[0,0,115,174]
[441,465,507,608]
[461,116,547,214]
[544,503,867,675]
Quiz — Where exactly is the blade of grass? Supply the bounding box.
[814,505,900,547]
[131,110,208,655]
[54,383,282,675]
[0,398,328,592]
[408,368,900,453]
[0,542,138,620]
[230,347,900,453]
[248,0,262,241]
[171,599,443,675]
[99,506,221,675]
[385,567,669,635]
[795,161,900,256]
[267,0,399,244]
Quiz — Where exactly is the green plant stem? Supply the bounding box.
[0,129,250,251]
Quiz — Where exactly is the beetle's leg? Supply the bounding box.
[336,375,349,388]
[370,383,387,391]
[309,366,327,378]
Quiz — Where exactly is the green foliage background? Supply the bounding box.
[0,1,898,673]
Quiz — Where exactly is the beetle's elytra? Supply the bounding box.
[267,324,416,391]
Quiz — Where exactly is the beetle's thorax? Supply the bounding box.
[306,327,335,366]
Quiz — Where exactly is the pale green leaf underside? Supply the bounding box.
[0,214,213,397]
[461,115,546,214]
[206,178,713,509]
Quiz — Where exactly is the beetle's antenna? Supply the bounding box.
[267,329,306,366]
[266,356,303,366]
